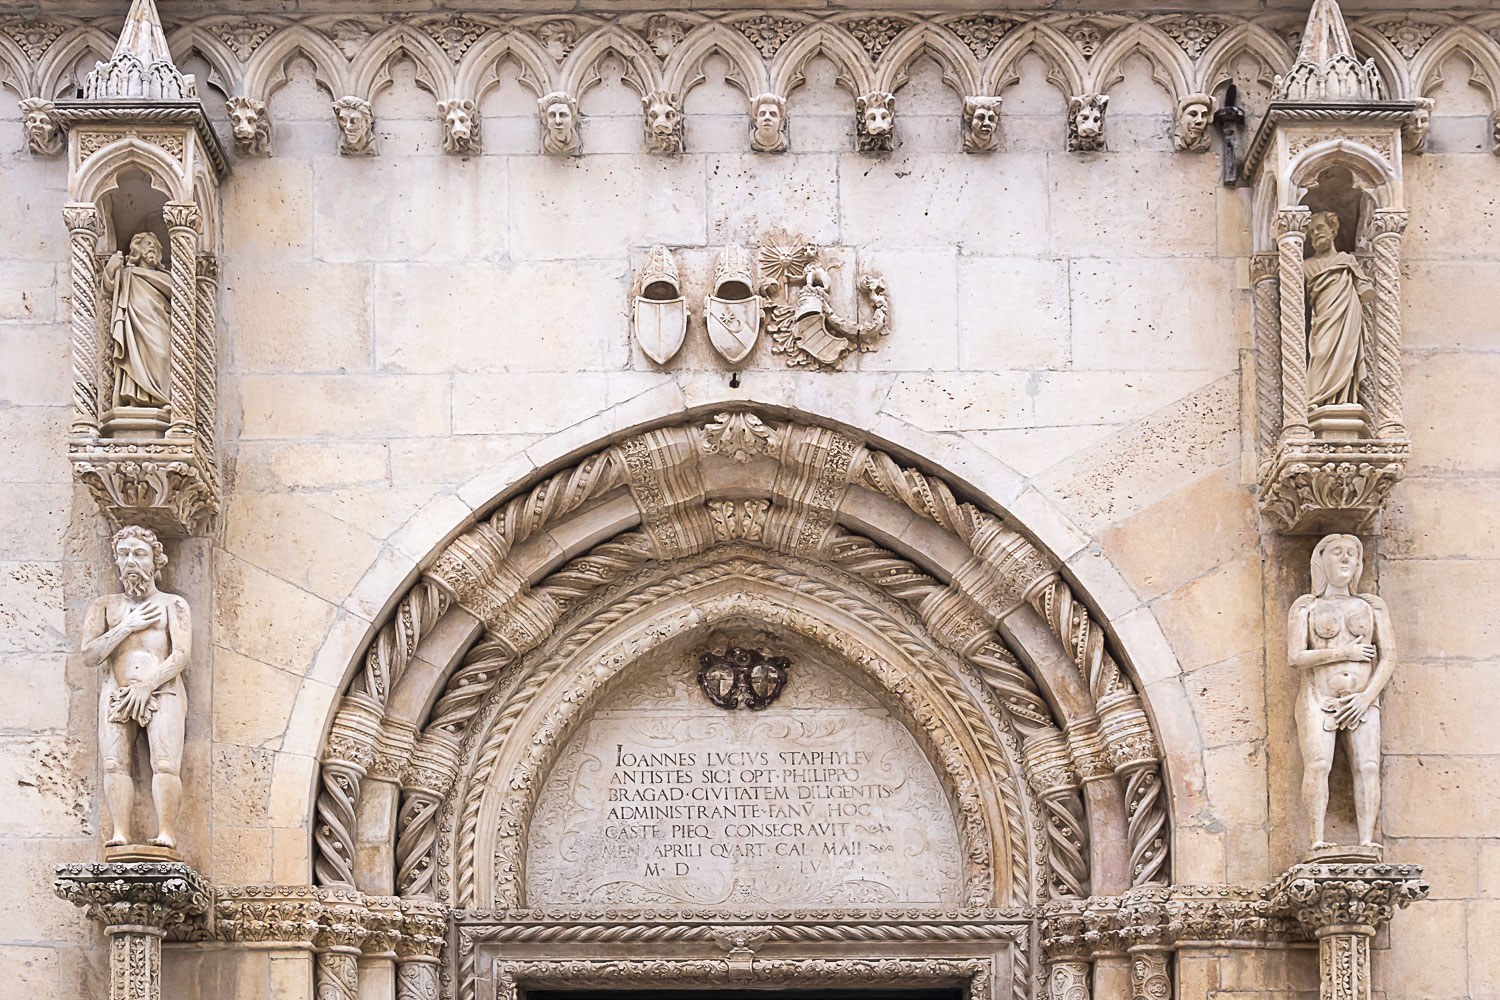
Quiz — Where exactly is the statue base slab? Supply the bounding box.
[1257,436,1409,534]
[105,843,185,864]
[1303,843,1382,864]
[102,405,170,438]
[1308,403,1369,441]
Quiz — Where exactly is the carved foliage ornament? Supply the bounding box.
[697,644,791,710]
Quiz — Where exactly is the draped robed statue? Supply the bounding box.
[1303,211,1374,409]
[101,231,173,410]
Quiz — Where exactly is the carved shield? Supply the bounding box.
[705,294,761,362]
[794,310,850,365]
[632,296,687,365]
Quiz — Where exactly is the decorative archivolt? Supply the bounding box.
[768,23,872,99]
[349,23,453,101]
[1195,23,1294,98]
[307,411,1174,957]
[663,23,770,100]
[1087,22,1194,103]
[1410,25,1500,107]
[241,23,350,101]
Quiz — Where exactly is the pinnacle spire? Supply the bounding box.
[1275,0,1383,102]
[84,0,194,101]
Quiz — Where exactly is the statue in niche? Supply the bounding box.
[1288,534,1395,854]
[538,91,580,155]
[962,96,1001,153]
[332,96,375,155]
[102,232,172,410]
[1304,211,1373,411]
[83,525,191,850]
[1174,93,1212,152]
[749,92,787,153]
[19,98,64,156]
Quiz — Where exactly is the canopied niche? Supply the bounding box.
[525,624,967,907]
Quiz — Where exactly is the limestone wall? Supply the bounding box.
[0,8,1497,1000]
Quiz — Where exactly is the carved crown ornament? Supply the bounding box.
[633,236,889,369]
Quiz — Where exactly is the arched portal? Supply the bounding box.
[287,405,1202,1000]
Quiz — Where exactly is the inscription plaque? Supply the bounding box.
[525,647,963,905]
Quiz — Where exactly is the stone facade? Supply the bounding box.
[1,0,1497,998]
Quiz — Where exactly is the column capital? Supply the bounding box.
[161,201,201,233]
[1274,206,1312,238]
[1370,208,1409,239]
[1270,861,1428,937]
[54,860,210,933]
[62,202,105,235]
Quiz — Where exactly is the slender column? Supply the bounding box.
[315,695,383,887]
[1275,207,1312,440]
[1370,209,1408,439]
[1042,902,1092,1000]
[1046,959,1092,1000]
[314,898,368,1000]
[395,899,447,1000]
[161,202,199,439]
[64,203,106,436]
[1251,251,1282,454]
[193,254,220,470]
[1129,949,1172,1000]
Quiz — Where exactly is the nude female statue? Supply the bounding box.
[1288,533,1396,852]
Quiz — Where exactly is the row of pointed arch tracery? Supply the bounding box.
[7,11,1500,117]
[310,412,1174,940]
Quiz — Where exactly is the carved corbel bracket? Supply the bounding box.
[1256,437,1408,534]
[71,441,219,537]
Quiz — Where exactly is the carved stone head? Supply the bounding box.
[113,524,166,598]
[127,231,164,271]
[538,91,580,155]
[18,98,63,156]
[645,14,686,59]
[225,96,270,157]
[962,96,1002,153]
[332,96,375,155]
[749,92,787,152]
[438,98,479,155]
[1404,97,1433,153]
[1308,211,1340,254]
[535,19,577,61]
[856,92,895,152]
[642,90,684,153]
[1310,533,1363,595]
[1067,93,1108,151]
[1175,93,1212,151]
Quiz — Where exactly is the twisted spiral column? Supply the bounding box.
[1275,207,1312,440]
[193,254,220,473]
[64,203,105,436]
[1370,209,1408,439]
[1251,251,1282,455]
[315,697,381,887]
[161,202,199,440]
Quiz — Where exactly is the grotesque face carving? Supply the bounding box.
[1176,95,1211,150]
[1308,211,1340,255]
[113,525,165,598]
[439,98,479,155]
[962,96,1002,152]
[1067,94,1108,151]
[855,92,895,151]
[538,92,580,154]
[750,93,786,152]
[642,91,683,153]
[19,99,62,155]
[645,15,686,59]
[226,97,269,156]
[128,232,163,271]
[332,97,375,154]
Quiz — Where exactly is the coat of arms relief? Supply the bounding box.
[633,234,889,370]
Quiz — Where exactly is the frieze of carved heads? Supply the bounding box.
[226,96,270,157]
[538,91,580,155]
[642,90,685,154]
[963,97,1001,153]
[1067,94,1108,152]
[1174,93,1212,152]
[856,91,895,152]
[19,97,63,155]
[439,98,480,156]
[333,96,376,156]
[750,92,788,153]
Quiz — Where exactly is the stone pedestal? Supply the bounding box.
[1271,861,1428,1000]
[54,860,211,1000]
